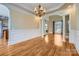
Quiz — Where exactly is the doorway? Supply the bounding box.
[0,20,2,39]
[0,16,8,41]
[0,4,10,45]
[53,20,63,35]
[65,15,70,40]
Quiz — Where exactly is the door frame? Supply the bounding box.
[0,20,3,39]
[53,20,63,35]
[63,14,70,42]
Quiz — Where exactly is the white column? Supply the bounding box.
[39,17,44,38]
[63,15,66,42]
[41,19,44,37]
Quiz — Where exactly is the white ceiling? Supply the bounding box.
[3,3,65,15]
[11,3,64,14]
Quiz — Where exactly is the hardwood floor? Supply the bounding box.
[0,39,8,56]
[0,34,79,56]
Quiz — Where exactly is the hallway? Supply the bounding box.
[6,34,78,56]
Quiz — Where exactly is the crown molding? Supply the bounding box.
[10,4,34,14]
[1,3,73,16]
[2,3,34,16]
[46,3,64,13]
[46,3,74,16]
[3,3,66,15]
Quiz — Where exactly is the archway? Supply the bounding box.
[0,4,10,44]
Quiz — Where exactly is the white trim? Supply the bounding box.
[46,3,65,13]
[62,15,66,42]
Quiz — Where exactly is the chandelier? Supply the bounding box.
[34,4,46,17]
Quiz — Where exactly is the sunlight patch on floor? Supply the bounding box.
[54,34,63,47]
[44,35,49,43]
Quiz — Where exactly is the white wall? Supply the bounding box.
[8,29,41,45]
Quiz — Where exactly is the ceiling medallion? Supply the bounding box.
[34,4,46,17]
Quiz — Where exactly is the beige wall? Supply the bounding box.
[66,4,77,30]
[76,4,79,30]
[10,9,39,30]
[49,15,62,21]
[71,4,79,53]
[7,6,41,45]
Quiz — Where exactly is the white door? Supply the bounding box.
[0,21,2,39]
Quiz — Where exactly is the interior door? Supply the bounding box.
[0,20,2,39]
